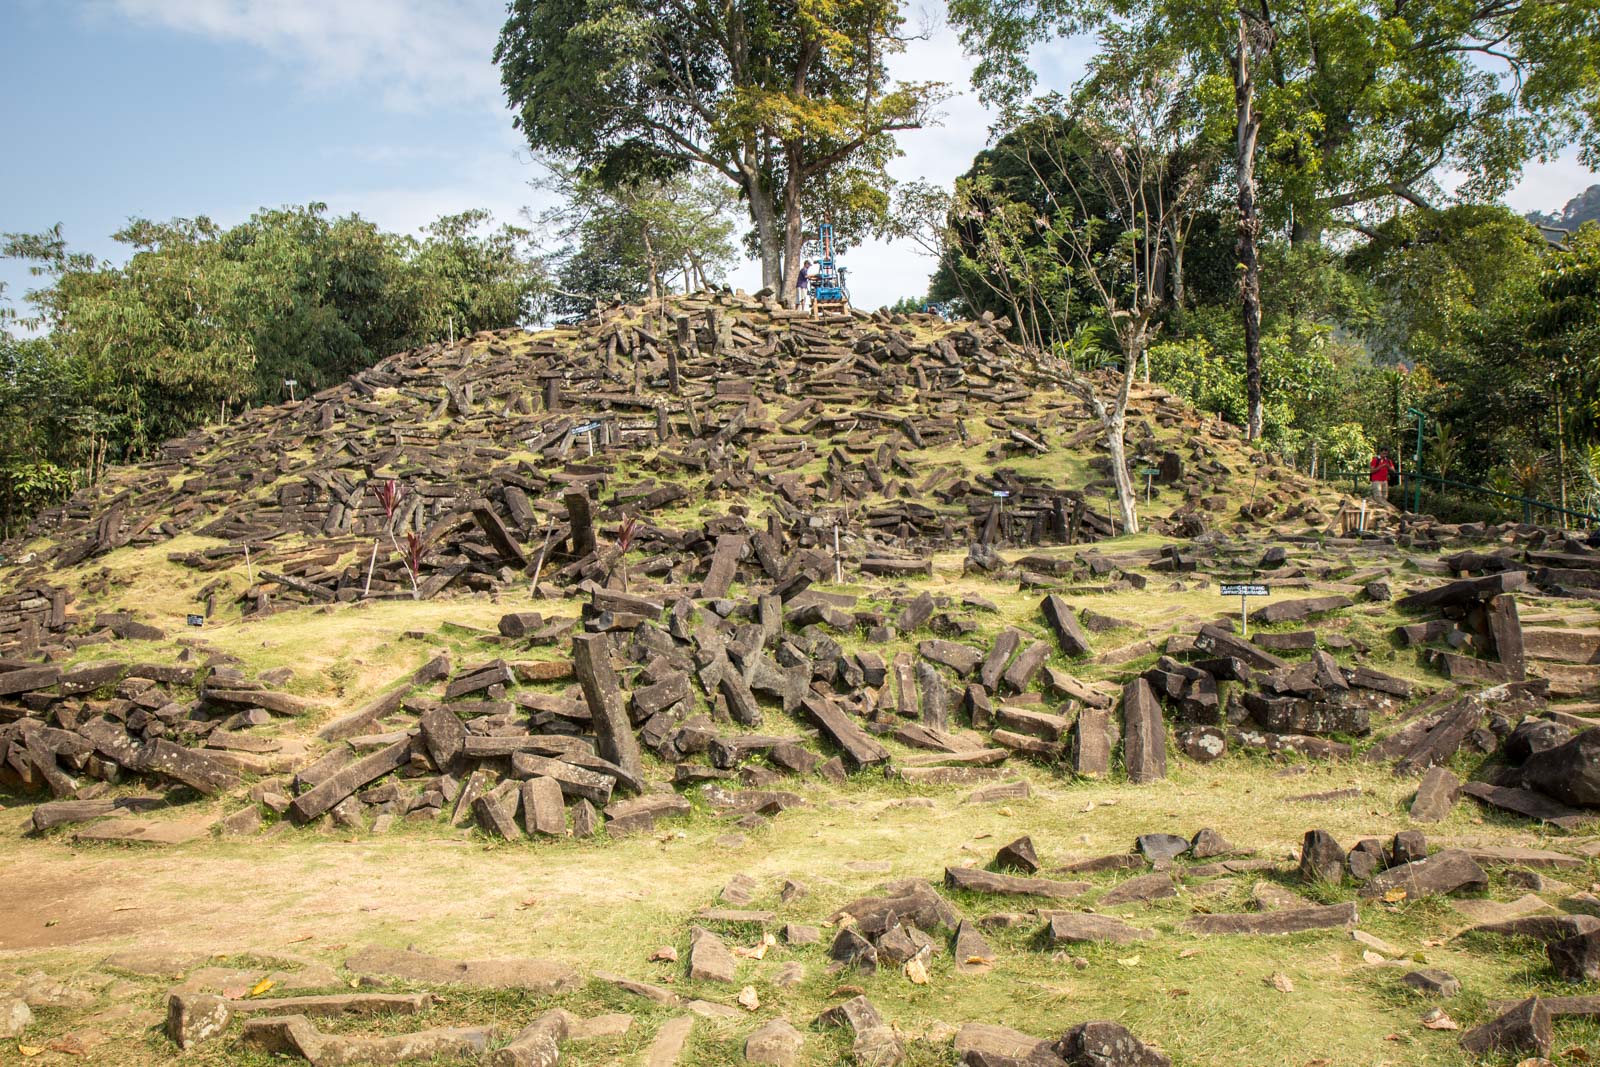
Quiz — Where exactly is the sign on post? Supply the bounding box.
[185,614,205,627]
[1137,466,1159,503]
[1219,583,1270,637]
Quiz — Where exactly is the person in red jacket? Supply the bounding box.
[1369,449,1397,504]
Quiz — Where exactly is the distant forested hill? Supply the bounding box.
[1528,184,1600,233]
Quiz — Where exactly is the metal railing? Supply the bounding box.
[1322,469,1599,528]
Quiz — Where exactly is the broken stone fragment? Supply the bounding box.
[485,1009,569,1067]
[1458,996,1551,1058]
[994,835,1040,873]
[816,995,903,1067]
[1,997,33,1039]
[1188,828,1232,858]
[829,927,878,976]
[953,920,996,972]
[1408,765,1461,823]
[1135,833,1189,864]
[166,993,230,1049]
[1297,829,1345,884]
[745,1017,806,1065]
[1521,727,1600,808]
[1346,839,1385,881]
[1174,725,1226,763]
[1054,1020,1170,1067]
[1401,969,1460,998]
[1547,930,1600,982]
[687,926,738,983]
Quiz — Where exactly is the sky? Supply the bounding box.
[1,0,1597,320]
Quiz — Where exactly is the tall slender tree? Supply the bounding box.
[1233,6,1273,440]
[495,0,943,297]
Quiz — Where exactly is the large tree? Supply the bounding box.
[950,0,1600,440]
[3,206,547,467]
[944,63,1213,534]
[951,0,1600,235]
[539,167,739,318]
[495,0,943,298]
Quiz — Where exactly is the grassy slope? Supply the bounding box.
[3,547,1598,1065]
[0,320,1591,1065]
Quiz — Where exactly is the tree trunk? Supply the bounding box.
[1168,226,1186,311]
[1103,408,1139,535]
[1556,383,1568,512]
[642,226,659,302]
[779,155,806,307]
[1087,337,1141,536]
[1235,11,1265,442]
[742,165,783,292]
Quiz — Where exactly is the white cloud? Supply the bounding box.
[101,0,507,111]
[92,0,1594,314]
[1504,147,1597,218]
[825,13,1096,309]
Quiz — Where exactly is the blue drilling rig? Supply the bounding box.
[809,223,850,313]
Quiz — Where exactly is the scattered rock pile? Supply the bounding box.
[2,290,1344,656]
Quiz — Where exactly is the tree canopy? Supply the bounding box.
[538,167,740,319]
[495,0,945,297]
[950,0,1600,238]
[0,205,547,534]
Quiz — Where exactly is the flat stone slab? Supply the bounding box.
[1490,995,1600,1018]
[1449,892,1552,925]
[167,992,433,1049]
[603,794,692,835]
[954,1022,1067,1066]
[1178,902,1358,935]
[687,927,737,983]
[344,946,579,992]
[1461,914,1600,942]
[1460,782,1590,831]
[31,796,165,833]
[1358,849,1488,901]
[1098,872,1177,907]
[240,1014,495,1065]
[1044,912,1154,945]
[72,815,215,846]
[644,1016,693,1067]
[1456,845,1585,870]
[944,866,1091,899]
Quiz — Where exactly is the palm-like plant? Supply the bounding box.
[1430,421,1460,480]
[363,479,407,596]
[1509,455,1547,499]
[611,515,640,592]
[403,532,427,599]
[1581,445,1600,519]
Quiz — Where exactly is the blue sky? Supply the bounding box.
[2,0,1596,320]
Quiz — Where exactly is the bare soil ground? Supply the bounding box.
[3,751,1597,1066]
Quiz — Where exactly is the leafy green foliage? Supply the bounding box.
[0,329,93,534]
[1528,183,1600,234]
[0,205,547,533]
[949,0,1600,236]
[539,168,738,319]
[495,0,945,293]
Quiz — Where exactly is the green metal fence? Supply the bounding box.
[1322,469,1599,528]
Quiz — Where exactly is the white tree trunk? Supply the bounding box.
[1103,410,1140,535]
